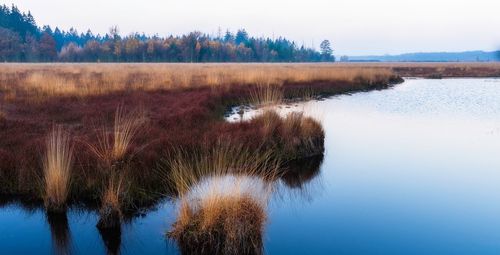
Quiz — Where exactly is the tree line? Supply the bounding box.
[0,5,335,63]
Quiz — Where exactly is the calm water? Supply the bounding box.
[2,78,500,254]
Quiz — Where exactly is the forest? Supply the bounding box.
[0,5,335,63]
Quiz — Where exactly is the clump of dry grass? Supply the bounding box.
[249,83,283,107]
[43,125,73,213]
[88,107,147,165]
[164,140,279,254]
[252,110,325,160]
[282,112,324,158]
[163,140,280,195]
[169,175,269,255]
[97,175,124,230]
[87,107,146,230]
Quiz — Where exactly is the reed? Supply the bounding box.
[43,126,73,213]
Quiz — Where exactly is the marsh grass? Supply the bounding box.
[97,174,125,230]
[162,140,281,196]
[282,112,325,157]
[252,110,325,160]
[163,138,280,254]
[249,83,284,107]
[169,175,269,255]
[86,107,147,229]
[43,126,73,213]
[88,107,147,165]
[0,63,399,102]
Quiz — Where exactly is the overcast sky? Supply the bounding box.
[7,0,500,55]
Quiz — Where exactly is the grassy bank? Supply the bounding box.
[0,63,401,212]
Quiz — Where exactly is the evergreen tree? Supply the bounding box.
[320,40,334,62]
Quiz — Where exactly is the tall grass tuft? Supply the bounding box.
[162,140,281,195]
[97,174,124,230]
[89,107,147,165]
[164,140,279,254]
[251,110,325,160]
[249,83,283,107]
[169,175,269,255]
[281,112,325,158]
[43,126,73,213]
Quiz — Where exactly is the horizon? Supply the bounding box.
[6,0,500,56]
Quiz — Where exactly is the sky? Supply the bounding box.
[6,0,500,55]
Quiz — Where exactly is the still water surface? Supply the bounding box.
[2,78,500,254]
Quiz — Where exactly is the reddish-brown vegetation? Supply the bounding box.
[0,64,401,210]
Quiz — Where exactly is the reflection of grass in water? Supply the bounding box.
[281,155,324,189]
[274,155,325,203]
[169,175,270,255]
[46,211,72,255]
[98,221,122,255]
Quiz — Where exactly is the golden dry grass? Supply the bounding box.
[254,110,325,159]
[249,83,284,107]
[169,175,269,255]
[43,125,73,212]
[97,175,124,230]
[163,140,280,195]
[0,63,397,102]
[88,107,147,165]
[165,140,277,254]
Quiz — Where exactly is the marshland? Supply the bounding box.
[4,2,500,254]
[2,62,500,254]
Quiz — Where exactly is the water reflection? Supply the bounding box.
[98,224,121,255]
[45,212,72,255]
[281,155,324,189]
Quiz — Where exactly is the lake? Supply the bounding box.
[2,78,500,254]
